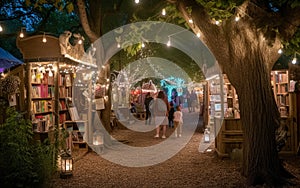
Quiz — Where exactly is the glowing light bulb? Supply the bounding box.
[141,42,145,48]
[78,39,83,44]
[167,39,171,47]
[215,20,220,25]
[117,43,121,48]
[189,19,193,24]
[162,8,166,16]
[20,31,24,38]
[0,24,3,32]
[292,57,297,64]
[42,33,47,43]
[135,0,139,4]
[278,49,283,54]
[196,32,201,38]
[235,16,240,22]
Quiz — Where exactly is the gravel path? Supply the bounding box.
[51,110,300,188]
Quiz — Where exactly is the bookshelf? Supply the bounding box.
[29,63,55,133]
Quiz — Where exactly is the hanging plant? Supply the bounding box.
[0,75,21,96]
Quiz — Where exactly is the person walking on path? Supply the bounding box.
[144,92,153,125]
[151,90,169,139]
[168,102,175,128]
[173,105,183,137]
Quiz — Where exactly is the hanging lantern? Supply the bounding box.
[204,128,210,143]
[60,152,73,179]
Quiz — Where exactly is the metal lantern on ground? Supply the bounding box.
[93,130,104,153]
[204,128,210,143]
[60,152,73,178]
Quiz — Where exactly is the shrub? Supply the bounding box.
[0,107,56,188]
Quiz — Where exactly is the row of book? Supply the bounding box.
[32,100,53,113]
[32,114,53,132]
[32,85,54,98]
[58,74,72,87]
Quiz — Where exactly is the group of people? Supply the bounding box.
[144,90,183,139]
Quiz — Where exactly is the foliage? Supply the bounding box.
[0,75,21,96]
[0,107,56,187]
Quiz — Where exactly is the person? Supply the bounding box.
[151,90,169,139]
[186,90,192,112]
[173,105,183,137]
[171,88,180,108]
[144,92,153,125]
[168,102,175,128]
[190,90,197,112]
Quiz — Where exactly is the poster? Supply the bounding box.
[95,98,105,110]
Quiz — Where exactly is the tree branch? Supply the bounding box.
[77,0,99,42]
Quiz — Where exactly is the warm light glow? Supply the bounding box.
[188,19,193,23]
[42,33,47,43]
[117,43,121,48]
[278,49,283,54]
[162,8,166,16]
[78,39,83,44]
[292,57,297,64]
[0,24,3,32]
[215,20,220,25]
[20,31,24,38]
[196,32,201,38]
[235,16,240,22]
[167,39,171,46]
[141,42,145,48]
[135,0,139,4]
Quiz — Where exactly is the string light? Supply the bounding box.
[215,20,220,25]
[167,37,171,46]
[196,32,201,38]
[162,8,166,16]
[117,43,121,48]
[0,24,3,32]
[19,28,25,38]
[42,32,47,43]
[135,0,139,4]
[278,48,283,54]
[292,53,297,64]
[78,38,83,44]
[141,42,145,48]
[188,19,193,24]
[235,16,240,22]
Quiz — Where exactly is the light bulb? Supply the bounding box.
[141,42,145,48]
[167,39,171,47]
[135,0,139,4]
[42,33,47,43]
[196,32,201,38]
[292,57,297,64]
[189,19,193,23]
[215,20,220,25]
[278,49,283,54]
[117,43,121,48]
[20,31,24,38]
[162,8,166,16]
[235,16,240,22]
[0,24,3,32]
[78,39,83,44]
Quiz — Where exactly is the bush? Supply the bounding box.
[0,107,56,188]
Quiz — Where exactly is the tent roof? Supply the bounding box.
[0,47,23,72]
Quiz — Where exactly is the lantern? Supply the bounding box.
[93,130,104,153]
[60,152,73,178]
[204,128,210,143]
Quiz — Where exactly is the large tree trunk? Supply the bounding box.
[221,21,286,186]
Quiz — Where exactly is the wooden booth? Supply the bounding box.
[16,32,97,150]
[207,70,299,158]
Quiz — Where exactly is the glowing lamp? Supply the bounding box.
[60,152,73,178]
